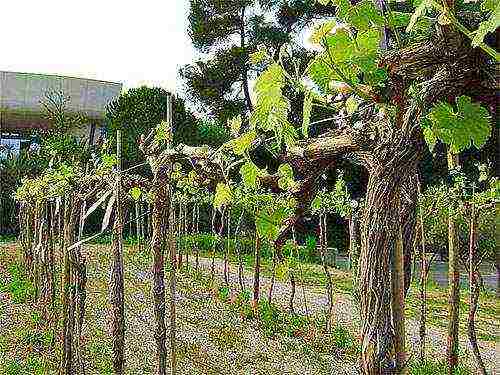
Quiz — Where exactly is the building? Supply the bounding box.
[0,71,122,156]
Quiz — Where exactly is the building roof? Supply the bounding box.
[0,71,122,132]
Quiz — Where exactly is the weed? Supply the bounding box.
[209,326,242,349]
[0,263,34,303]
[409,359,471,375]
[217,286,230,302]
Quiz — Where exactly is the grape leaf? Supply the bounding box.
[229,115,242,137]
[309,20,336,45]
[472,2,500,48]
[422,126,437,152]
[129,186,142,201]
[231,131,256,156]
[240,161,262,190]
[155,120,171,143]
[346,96,359,114]
[311,196,322,211]
[346,0,384,30]
[324,29,356,63]
[278,163,294,180]
[214,183,232,211]
[427,95,492,153]
[332,0,351,19]
[356,29,380,54]
[387,11,411,29]
[406,0,434,32]
[250,63,295,148]
[307,54,336,93]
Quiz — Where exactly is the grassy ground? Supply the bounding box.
[0,240,497,374]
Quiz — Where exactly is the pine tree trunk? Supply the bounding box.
[75,201,87,375]
[446,152,460,374]
[239,6,253,112]
[184,203,189,268]
[496,202,500,298]
[177,203,183,268]
[135,201,140,241]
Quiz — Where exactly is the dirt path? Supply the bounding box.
[191,256,499,373]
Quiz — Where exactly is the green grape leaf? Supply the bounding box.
[129,186,142,201]
[387,11,411,29]
[427,96,492,153]
[406,0,434,32]
[345,96,359,114]
[255,210,273,238]
[240,161,262,190]
[481,0,496,12]
[250,63,294,148]
[422,127,437,152]
[155,120,171,143]
[278,163,294,180]
[309,20,336,45]
[214,183,232,211]
[231,130,256,156]
[102,154,117,169]
[188,170,197,183]
[311,196,322,211]
[229,115,242,137]
[356,29,380,54]
[332,0,352,19]
[347,0,384,30]
[324,28,356,63]
[307,54,336,93]
[302,91,313,138]
[472,2,500,47]
[278,177,289,190]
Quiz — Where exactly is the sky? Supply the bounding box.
[0,1,194,92]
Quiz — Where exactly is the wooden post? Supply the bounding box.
[392,192,406,373]
[111,128,125,374]
[446,151,460,374]
[416,174,428,363]
[166,94,177,375]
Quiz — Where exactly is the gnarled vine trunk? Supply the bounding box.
[358,135,419,374]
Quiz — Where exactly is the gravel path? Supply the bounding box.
[191,256,499,374]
